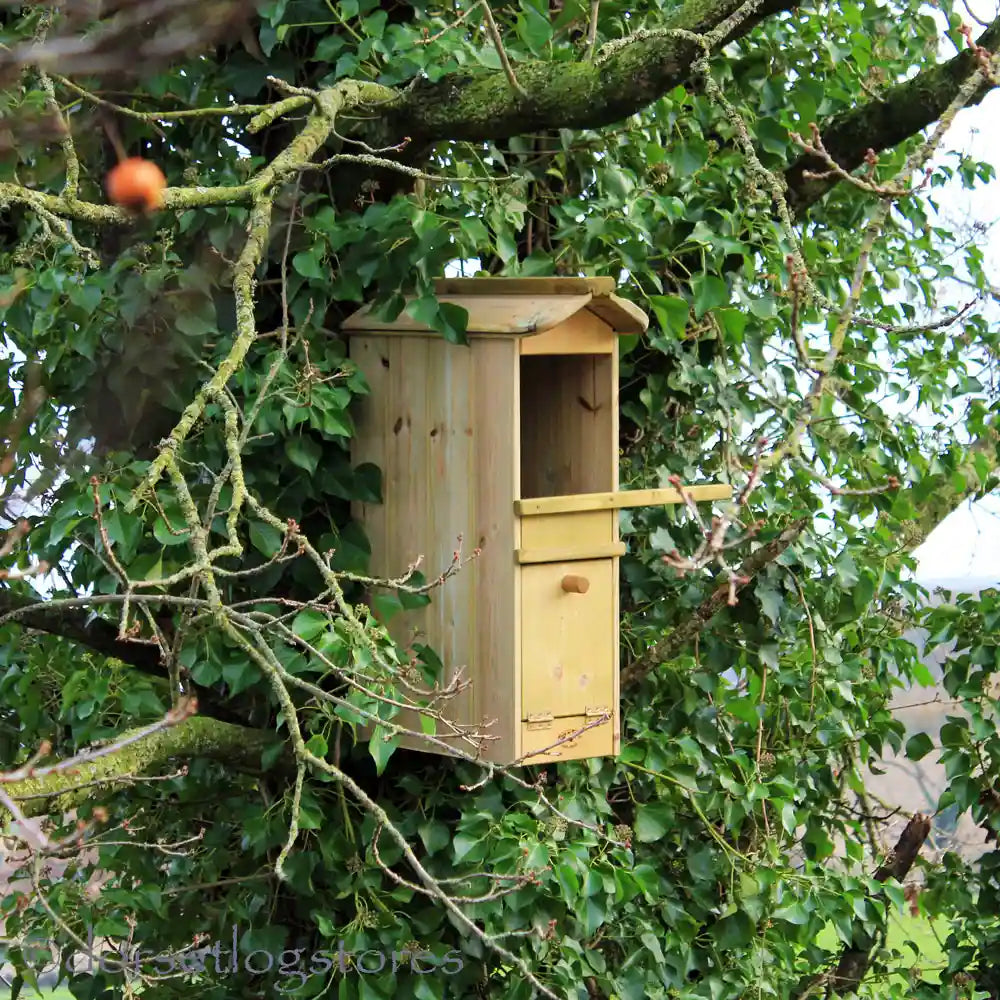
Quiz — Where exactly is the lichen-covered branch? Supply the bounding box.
[7,6,992,230]
[377,0,795,144]
[123,79,393,508]
[0,79,397,231]
[0,716,280,823]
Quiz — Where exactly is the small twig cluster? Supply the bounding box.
[661,451,765,607]
[959,23,999,85]
[790,122,932,199]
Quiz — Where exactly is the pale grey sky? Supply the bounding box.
[912,6,1000,589]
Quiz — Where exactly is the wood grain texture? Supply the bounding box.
[519,510,615,551]
[351,335,504,759]
[434,276,647,333]
[519,308,615,355]
[342,295,591,335]
[520,558,615,721]
[611,333,621,755]
[471,337,520,762]
[588,293,649,333]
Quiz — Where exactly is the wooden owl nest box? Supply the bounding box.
[342,277,732,766]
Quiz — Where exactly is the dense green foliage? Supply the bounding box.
[0,0,999,997]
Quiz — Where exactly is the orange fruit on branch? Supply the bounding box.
[105,157,167,213]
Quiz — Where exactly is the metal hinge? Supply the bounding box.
[526,711,553,730]
[585,706,611,718]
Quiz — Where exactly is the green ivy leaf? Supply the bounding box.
[648,295,690,337]
[292,609,329,642]
[293,250,325,280]
[691,274,729,318]
[249,520,283,556]
[418,820,450,855]
[711,910,755,949]
[772,900,811,925]
[368,727,400,776]
[633,802,672,843]
[904,732,934,761]
[286,435,321,474]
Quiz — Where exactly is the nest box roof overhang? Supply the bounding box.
[340,277,649,336]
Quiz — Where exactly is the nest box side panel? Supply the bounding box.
[469,337,521,764]
[349,336,459,753]
[393,334,519,764]
[611,332,621,755]
[349,333,520,763]
[612,541,621,756]
[519,307,614,355]
[423,335,474,703]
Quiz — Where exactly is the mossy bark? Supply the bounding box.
[379,0,797,144]
[0,717,281,823]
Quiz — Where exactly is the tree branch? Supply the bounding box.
[621,517,809,690]
[377,0,798,145]
[794,813,931,999]
[786,17,1000,213]
[0,591,246,724]
[0,715,284,824]
[0,590,163,672]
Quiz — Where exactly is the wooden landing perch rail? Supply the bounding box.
[514,484,734,517]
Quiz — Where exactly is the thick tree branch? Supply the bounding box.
[6,1,993,229]
[0,716,283,824]
[0,590,245,724]
[384,5,996,217]
[786,17,1000,213]
[378,0,797,145]
[794,814,931,999]
[0,589,164,672]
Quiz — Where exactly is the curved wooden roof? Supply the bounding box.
[340,276,649,336]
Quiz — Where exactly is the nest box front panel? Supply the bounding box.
[520,558,615,714]
[521,714,616,763]
[519,557,617,762]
